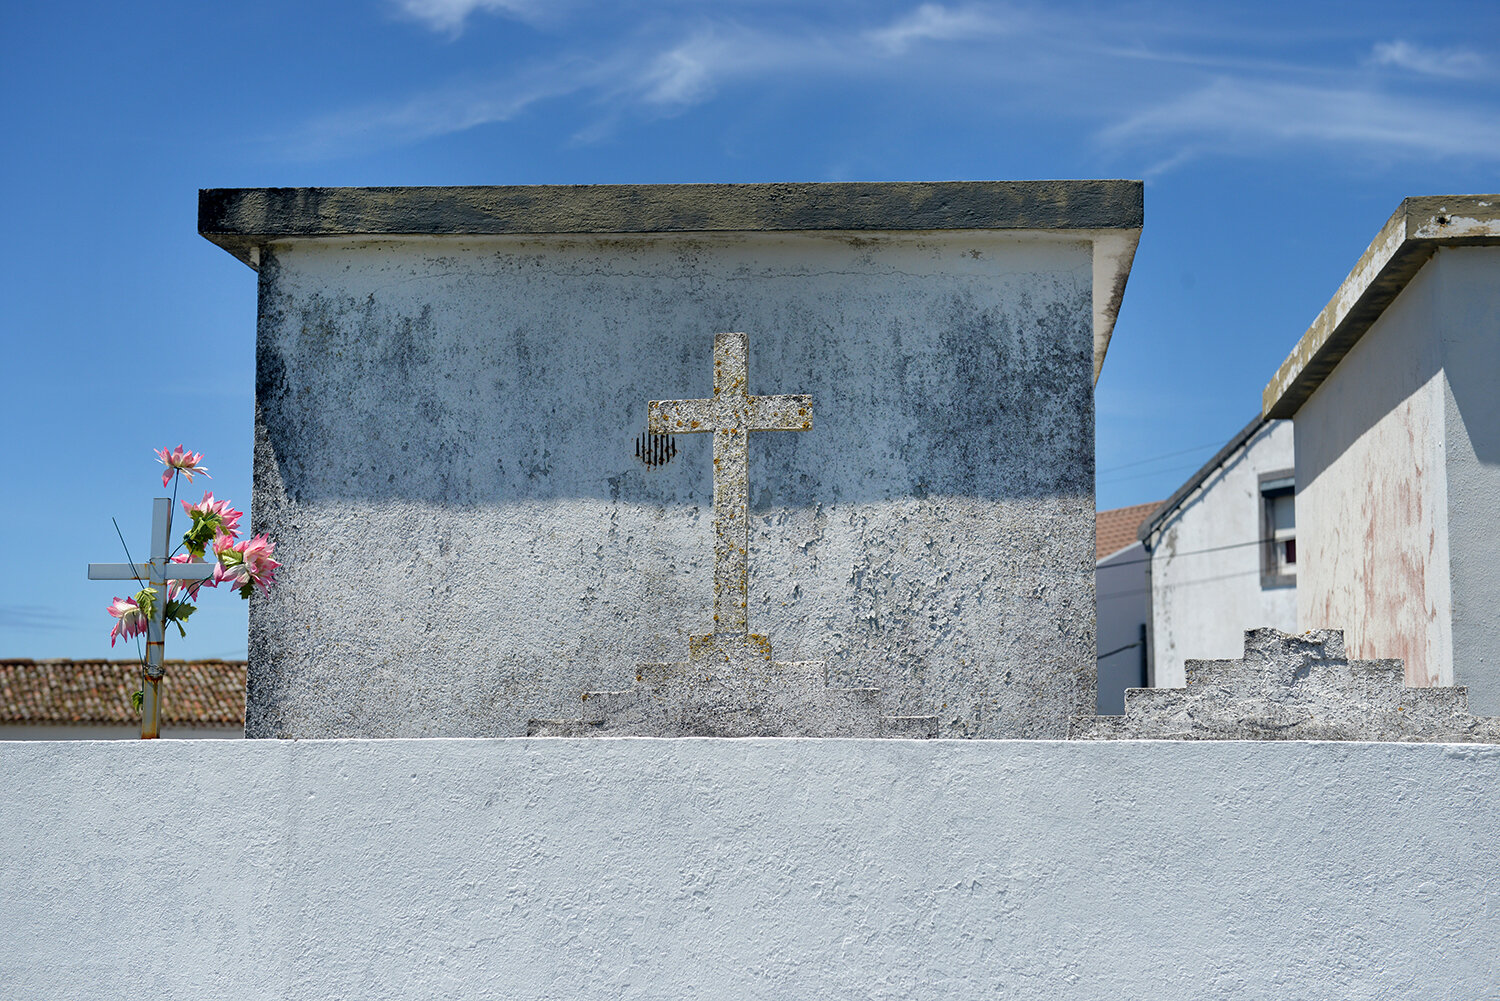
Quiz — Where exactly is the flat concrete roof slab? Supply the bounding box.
[199,180,1142,262]
[1264,194,1500,419]
[199,181,1143,382]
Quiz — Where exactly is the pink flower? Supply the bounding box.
[107,596,148,647]
[168,553,216,601]
[213,533,280,597]
[181,492,242,539]
[155,445,210,488]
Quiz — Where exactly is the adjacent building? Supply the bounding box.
[0,660,245,739]
[1096,501,1159,712]
[1264,194,1500,712]
[1137,417,1297,687]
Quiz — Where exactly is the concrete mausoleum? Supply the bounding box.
[200,181,1144,739]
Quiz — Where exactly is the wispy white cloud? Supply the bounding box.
[290,16,854,154]
[1369,40,1487,79]
[865,3,1016,54]
[287,2,1500,172]
[287,71,579,156]
[392,0,558,34]
[622,26,848,108]
[1101,77,1500,169]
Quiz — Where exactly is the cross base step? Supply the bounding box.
[529,633,937,739]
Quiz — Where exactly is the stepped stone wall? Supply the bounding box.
[1073,629,1500,742]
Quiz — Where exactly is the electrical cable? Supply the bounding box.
[1097,536,1273,570]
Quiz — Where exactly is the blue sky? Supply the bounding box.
[2,0,1497,659]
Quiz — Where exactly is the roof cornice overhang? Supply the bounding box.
[1264,194,1500,419]
[198,181,1143,383]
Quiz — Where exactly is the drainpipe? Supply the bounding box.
[1141,530,1155,688]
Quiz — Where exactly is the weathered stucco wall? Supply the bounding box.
[1437,248,1500,713]
[1295,261,1452,687]
[251,231,1097,738]
[4,737,1497,999]
[1147,421,1296,688]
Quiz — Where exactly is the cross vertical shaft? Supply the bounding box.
[89,497,214,738]
[648,332,813,646]
[141,498,172,739]
[712,337,752,635]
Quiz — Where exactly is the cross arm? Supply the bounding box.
[88,563,147,581]
[649,398,717,435]
[88,561,216,583]
[748,394,813,432]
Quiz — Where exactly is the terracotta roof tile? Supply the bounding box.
[0,660,245,726]
[1097,502,1163,560]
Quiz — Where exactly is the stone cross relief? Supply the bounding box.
[88,497,216,739]
[526,330,936,736]
[648,331,811,659]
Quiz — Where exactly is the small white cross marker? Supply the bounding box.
[649,332,812,650]
[88,497,216,739]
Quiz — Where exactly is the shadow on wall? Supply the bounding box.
[1441,250,1500,467]
[253,250,1095,510]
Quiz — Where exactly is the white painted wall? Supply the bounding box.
[1436,248,1500,713]
[1296,257,1452,688]
[3,737,1496,1000]
[1147,421,1297,687]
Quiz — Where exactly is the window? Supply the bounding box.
[1260,473,1295,588]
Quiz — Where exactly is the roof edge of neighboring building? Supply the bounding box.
[1139,413,1270,544]
[1096,500,1164,561]
[0,659,246,726]
[1262,194,1500,419]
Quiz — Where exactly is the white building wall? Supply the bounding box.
[1295,259,1452,687]
[3,737,1497,1000]
[1436,247,1500,713]
[1148,421,1297,688]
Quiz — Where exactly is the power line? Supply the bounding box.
[1096,439,1226,474]
[1098,567,1265,601]
[1097,458,1221,486]
[1098,536,1273,570]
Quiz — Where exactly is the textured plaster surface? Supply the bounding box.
[250,231,1096,738]
[1145,420,1296,688]
[4,737,1500,999]
[1295,261,1452,687]
[1076,629,1500,741]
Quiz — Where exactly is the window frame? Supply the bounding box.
[1259,470,1297,589]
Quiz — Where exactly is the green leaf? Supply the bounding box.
[164,600,196,639]
[181,512,221,559]
[132,587,157,622]
[130,690,144,714]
